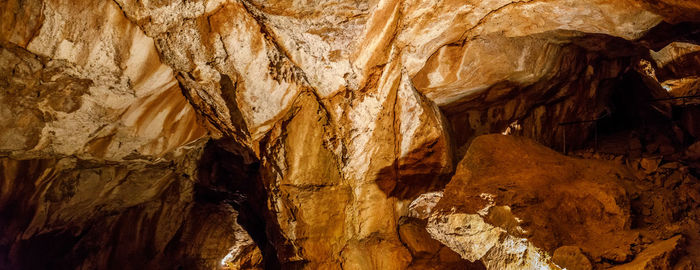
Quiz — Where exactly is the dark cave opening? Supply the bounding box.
[196,140,279,270]
[579,66,696,159]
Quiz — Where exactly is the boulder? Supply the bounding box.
[428,134,635,267]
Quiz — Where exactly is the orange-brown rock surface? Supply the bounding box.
[429,135,634,267]
[427,134,700,269]
[1,0,700,269]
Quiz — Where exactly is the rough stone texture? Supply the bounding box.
[397,192,486,269]
[429,134,700,269]
[427,211,560,270]
[1,0,700,269]
[609,235,685,270]
[0,141,257,270]
[430,135,634,261]
[0,1,242,268]
[0,0,208,161]
[425,136,627,269]
[552,246,593,270]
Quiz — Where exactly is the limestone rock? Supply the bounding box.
[552,246,593,270]
[399,192,488,269]
[637,0,700,23]
[427,211,560,270]
[610,235,685,270]
[408,191,443,220]
[428,134,635,266]
[0,0,208,161]
[2,0,700,269]
[0,142,256,270]
[222,234,263,270]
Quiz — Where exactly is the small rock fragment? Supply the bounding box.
[640,158,662,174]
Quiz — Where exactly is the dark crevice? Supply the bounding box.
[219,73,251,138]
[196,139,281,270]
[638,22,700,50]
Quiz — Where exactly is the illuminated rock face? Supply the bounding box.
[428,134,632,269]
[1,0,700,269]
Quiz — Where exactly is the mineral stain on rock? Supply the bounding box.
[1,0,700,269]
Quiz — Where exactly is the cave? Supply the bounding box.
[2,0,700,269]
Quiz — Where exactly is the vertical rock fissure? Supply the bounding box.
[196,140,274,269]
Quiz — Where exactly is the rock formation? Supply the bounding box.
[1,0,700,269]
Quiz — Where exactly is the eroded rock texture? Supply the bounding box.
[428,135,633,269]
[427,134,700,269]
[1,0,700,269]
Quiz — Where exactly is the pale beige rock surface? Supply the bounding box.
[0,0,208,161]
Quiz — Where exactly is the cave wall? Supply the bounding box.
[1,0,700,269]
